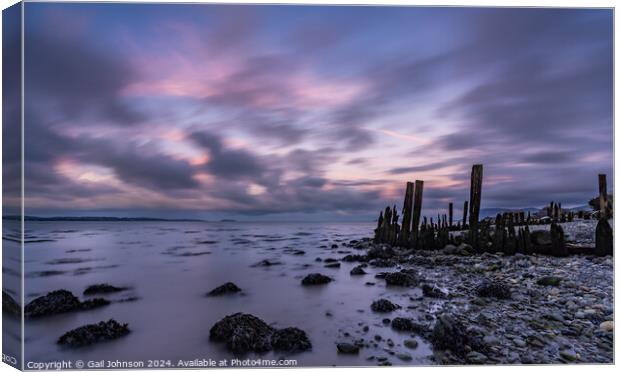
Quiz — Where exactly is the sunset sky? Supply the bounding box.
[4,4,613,221]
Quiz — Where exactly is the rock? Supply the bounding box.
[207,282,242,296]
[466,351,488,364]
[483,335,500,346]
[559,350,577,361]
[367,245,396,260]
[475,280,511,299]
[209,313,274,353]
[336,342,360,354]
[599,321,613,332]
[209,313,311,354]
[595,219,613,256]
[350,265,367,275]
[324,262,341,269]
[301,273,332,286]
[404,339,418,349]
[385,271,419,287]
[57,319,129,347]
[83,284,128,295]
[391,317,425,334]
[2,291,20,317]
[431,314,486,357]
[251,259,282,267]
[342,254,367,262]
[422,284,447,299]
[271,327,312,352]
[536,276,561,286]
[371,299,401,312]
[25,290,108,318]
[442,244,458,255]
[396,352,412,361]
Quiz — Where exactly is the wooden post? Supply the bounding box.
[411,180,424,246]
[448,202,453,228]
[468,164,483,240]
[399,182,414,245]
[599,174,608,220]
[463,201,468,229]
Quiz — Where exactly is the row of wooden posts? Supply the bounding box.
[373,164,613,256]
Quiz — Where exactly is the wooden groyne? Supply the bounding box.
[374,164,613,257]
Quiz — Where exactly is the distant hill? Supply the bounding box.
[479,207,540,219]
[3,216,204,222]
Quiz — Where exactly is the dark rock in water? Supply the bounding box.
[331,244,338,249]
[2,291,20,317]
[342,254,367,262]
[350,265,367,276]
[80,298,110,310]
[536,276,561,287]
[367,245,396,260]
[301,273,332,286]
[391,317,426,334]
[207,282,242,296]
[271,327,312,352]
[371,299,401,312]
[210,313,274,353]
[337,343,360,354]
[251,259,282,267]
[385,271,419,287]
[324,262,341,269]
[58,319,129,347]
[475,280,511,299]
[595,219,613,256]
[83,284,128,295]
[25,290,107,317]
[431,314,486,358]
[369,258,396,268]
[210,313,311,354]
[422,284,448,299]
[323,258,338,263]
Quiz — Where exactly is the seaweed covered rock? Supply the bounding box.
[341,254,367,262]
[209,313,312,354]
[536,276,561,287]
[58,319,130,347]
[371,299,401,312]
[271,327,312,352]
[391,317,427,334]
[422,284,448,299]
[207,282,242,296]
[80,298,111,310]
[475,280,511,299]
[384,270,419,287]
[2,291,20,317]
[367,245,396,260]
[336,342,360,354]
[350,265,367,276]
[431,315,486,358]
[83,284,128,295]
[301,273,332,286]
[210,313,274,353]
[25,290,109,317]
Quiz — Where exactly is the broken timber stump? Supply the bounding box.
[399,182,414,246]
[411,180,424,247]
[448,202,453,228]
[595,219,613,256]
[468,164,483,249]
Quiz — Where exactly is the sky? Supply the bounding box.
[3,4,613,221]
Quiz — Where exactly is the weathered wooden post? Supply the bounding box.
[599,174,608,219]
[468,164,483,248]
[448,202,453,228]
[463,201,468,229]
[411,180,424,246]
[399,182,414,246]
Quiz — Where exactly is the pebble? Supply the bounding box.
[404,339,418,349]
[599,321,613,332]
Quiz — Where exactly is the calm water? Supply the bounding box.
[4,221,433,368]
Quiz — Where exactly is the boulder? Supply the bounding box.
[57,319,129,347]
[341,254,367,262]
[431,315,486,358]
[536,276,561,287]
[271,327,312,352]
[422,284,448,299]
[2,291,20,317]
[207,282,242,296]
[209,313,274,353]
[336,343,360,354]
[83,284,128,295]
[324,262,341,269]
[367,245,396,260]
[385,271,419,287]
[391,317,426,334]
[350,266,366,276]
[475,280,511,299]
[25,290,109,317]
[370,299,401,312]
[301,273,332,286]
